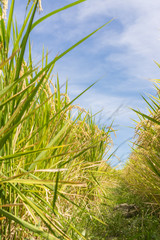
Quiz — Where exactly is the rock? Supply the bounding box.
[114,203,139,218]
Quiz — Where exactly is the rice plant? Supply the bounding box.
[0,0,113,239]
[123,75,160,208]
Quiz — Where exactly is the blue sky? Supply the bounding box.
[10,0,160,167]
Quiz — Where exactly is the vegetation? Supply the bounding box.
[0,0,113,239]
[0,0,160,239]
[123,80,160,207]
[79,181,160,240]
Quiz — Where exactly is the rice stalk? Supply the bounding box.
[0,1,113,239]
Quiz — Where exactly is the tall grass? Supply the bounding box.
[0,0,113,238]
[124,76,160,208]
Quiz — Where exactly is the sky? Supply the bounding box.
[9,0,160,167]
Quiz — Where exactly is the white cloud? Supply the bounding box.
[72,0,160,78]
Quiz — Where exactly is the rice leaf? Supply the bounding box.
[31,0,86,30]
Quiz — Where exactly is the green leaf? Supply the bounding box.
[1,179,87,187]
[0,209,59,240]
[13,4,35,52]
[9,183,71,239]
[0,48,20,69]
[31,0,86,30]
[132,109,160,125]
[0,67,36,103]
[28,120,72,170]
[15,0,38,80]
[6,0,15,50]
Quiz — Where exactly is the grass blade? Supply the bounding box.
[31,0,86,30]
[0,209,59,240]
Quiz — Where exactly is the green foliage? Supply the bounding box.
[1,0,160,239]
[0,0,113,239]
[77,179,160,240]
[124,80,160,206]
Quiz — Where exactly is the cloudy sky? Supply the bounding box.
[10,0,160,166]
